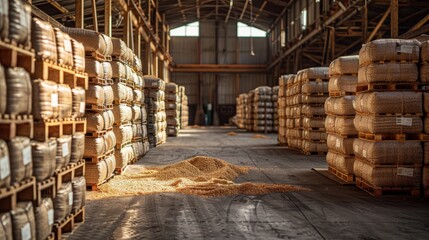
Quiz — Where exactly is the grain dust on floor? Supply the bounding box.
[88,156,307,199]
[252,134,269,139]
[227,131,237,136]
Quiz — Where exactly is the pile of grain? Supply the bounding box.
[89,156,305,199]
[252,134,268,139]
[227,132,237,136]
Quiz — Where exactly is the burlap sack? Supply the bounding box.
[31,139,56,182]
[85,160,108,184]
[132,142,144,157]
[54,28,74,67]
[353,158,421,187]
[102,61,113,80]
[286,129,302,138]
[142,125,148,139]
[32,18,57,62]
[302,95,328,104]
[32,80,57,120]
[144,76,165,90]
[34,198,54,240]
[105,154,116,179]
[58,84,72,119]
[324,96,355,116]
[254,86,272,95]
[8,137,32,184]
[133,55,143,73]
[302,130,327,141]
[113,105,132,125]
[329,55,359,76]
[70,133,85,163]
[55,135,72,169]
[299,67,329,80]
[10,202,36,240]
[421,64,429,83]
[303,117,324,129]
[293,106,302,117]
[54,182,72,222]
[72,39,85,72]
[302,140,328,152]
[112,83,129,102]
[421,41,429,62]
[62,27,106,54]
[335,116,357,136]
[326,134,354,155]
[6,67,32,115]
[359,39,420,65]
[84,137,105,157]
[86,112,104,132]
[0,0,8,39]
[101,34,113,56]
[133,124,143,139]
[0,139,10,188]
[0,64,5,114]
[9,0,31,47]
[85,59,103,78]
[115,145,134,169]
[326,151,355,174]
[328,75,357,93]
[354,114,422,134]
[86,84,105,106]
[132,106,142,121]
[141,107,147,123]
[354,91,422,114]
[71,87,85,118]
[111,61,126,79]
[358,62,418,83]
[301,81,328,94]
[103,110,115,129]
[111,37,127,58]
[0,213,12,240]
[103,85,114,106]
[103,130,116,152]
[353,138,422,165]
[113,125,133,145]
[301,105,325,116]
[71,176,86,212]
[293,117,302,128]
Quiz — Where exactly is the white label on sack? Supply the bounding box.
[396,117,413,126]
[68,192,73,206]
[397,167,414,177]
[0,156,10,180]
[80,102,85,113]
[397,45,413,54]
[336,139,341,148]
[64,40,73,53]
[362,150,367,158]
[48,209,54,225]
[21,223,31,240]
[51,93,59,107]
[62,142,69,157]
[22,146,31,166]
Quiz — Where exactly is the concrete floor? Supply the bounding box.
[70,127,429,240]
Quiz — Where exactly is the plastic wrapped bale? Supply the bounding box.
[0,64,5,114]
[0,0,8,39]
[111,38,127,59]
[31,139,56,182]
[85,160,108,185]
[328,75,358,94]
[85,59,104,79]
[8,137,32,184]
[359,39,420,65]
[111,61,126,79]
[70,133,85,163]
[10,202,36,240]
[103,85,114,106]
[113,105,132,125]
[54,182,73,222]
[113,125,133,145]
[32,80,58,120]
[72,39,85,73]
[72,87,85,118]
[58,84,73,119]
[31,18,57,62]
[62,27,106,55]
[103,110,115,130]
[34,198,54,240]
[9,0,31,47]
[329,55,359,76]
[0,213,12,240]
[324,96,355,116]
[86,112,104,132]
[54,28,74,67]
[71,176,86,212]
[86,84,105,106]
[354,114,422,134]
[0,139,11,188]
[84,137,105,157]
[358,63,418,84]
[354,91,422,115]
[326,151,355,175]
[326,134,354,155]
[6,67,32,115]
[102,62,113,81]
[55,135,72,169]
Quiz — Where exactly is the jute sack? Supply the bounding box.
[144,76,165,90]
[326,151,355,174]
[103,85,114,106]
[58,84,72,119]
[302,95,328,104]
[326,134,354,155]
[335,116,357,136]
[421,41,429,62]
[105,154,116,178]
[302,140,328,152]
[103,130,116,152]
[31,139,56,182]
[86,84,105,106]
[303,117,324,129]
[85,59,103,79]
[302,130,327,141]
[328,75,357,93]
[0,0,8,39]
[72,39,85,72]
[62,27,106,54]
[103,110,115,130]
[83,137,105,157]
[359,39,420,66]
[86,112,104,132]
[286,129,301,138]
[354,91,422,114]
[71,176,86,212]
[111,37,127,58]
[8,137,32,184]
[113,105,132,125]
[115,145,134,169]
[421,64,429,83]
[102,62,113,80]
[54,28,74,67]
[113,125,133,145]
[111,61,126,79]
[32,80,58,120]
[0,213,12,240]
[31,18,57,62]
[6,67,32,115]
[301,81,328,94]
[55,135,72,169]
[358,62,418,83]
[301,105,325,116]
[34,198,54,240]
[101,34,113,57]
[10,201,36,240]
[85,160,108,185]
[354,114,422,134]
[299,67,329,80]
[9,0,31,47]
[329,55,359,76]
[324,96,355,116]
[353,158,421,187]
[54,182,72,222]
[70,133,85,163]
[71,87,85,118]
[353,138,422,165]
[0,139,10,188]
[112,83,129,102]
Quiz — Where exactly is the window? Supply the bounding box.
[300,8,307,30]
[237,22,266,37]
[170,22,199,37]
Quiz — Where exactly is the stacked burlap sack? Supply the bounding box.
[179,86,189,129]
[144,76,167,148]
[165,83,180,136]
[235,93,248,129]
[252,86,273,132]
[272,86,279,133]
[245,90,255,131]
[277,75,288,145]
[284,74,302,149]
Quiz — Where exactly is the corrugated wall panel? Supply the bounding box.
[200,37,215,64]
[170,37,199,64]
[171,73,199,104]
[239,38,267,64]
[218,74,235,104]
[239,73,267,93]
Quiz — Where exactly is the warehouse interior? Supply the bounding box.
[1,0,429,239]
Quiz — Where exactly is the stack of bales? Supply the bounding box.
[278,76,288,144]
[354,39,422,194]
[272,86,279,133]
[144,76,167,147]
[245,90,255,132]
[300,67,329,154]
[285,75,301,149]
[165,83,180,136]
[325,55,359,182]
[422,41,429,196]
[235,93,248,129]
[178,86,189,129]
[253,87,273,133]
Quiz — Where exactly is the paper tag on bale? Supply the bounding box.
[397,167,414,177]
[62,142,69,157]
[397,45,414,54]
[22,146,31,166]
[80,102,85,113]
[64,40,73,53]
[0,156,10,180]
[68,192,73,206]
[396,117,412,126]
[51,93,58,107]
[48,209,54,225]
[21,223,31,240]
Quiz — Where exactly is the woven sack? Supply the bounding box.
[31,139,56,182]
[0,139,10,188]
[58,84,72,119]
[111,61,126,79]
[0,0,8,39]
[324,96,355,116]
[34,198,54,240]
[9,0,31,47]
[354,91,422,114]
[72,39,85,72]
[102,61,113,80]
[85,59,104,79]
[328,75,357,94]
[302,130,327,141]
[54,28,74,67]
[113,125,133,145]
[335,116,357,136]
[113,105,132,125]
[134,89,143,104]
[104,130,116,152]
[103,85,114,105]
[32,80,57,120]
[301,105,325,116]
[329,55,359,76]
[55,135,72,169]
[86,112,104,132]
[132,106,142,121]
[302,140,328,152]
[165,82,179,93]
[112,83,129,102]
[301,81,328,94]
[0,213,12,240]
[32,18,57,62]
[299,67,329,80]
[71,87,85,118]
[144,76,165,90]
[71,176,86,212]
[105,154,116,178]
[359,39,420,65]
[111,38,127,58]
[326,134,354,155]
[358,62,418,83]
[103,110,115,130]
[10,202,36,240]
[302,95,328,104]
[54,182,72,222]
[8,137,32,184]
[326,151,355,174]
[115,145,134,169]
[133,55,142,72]
[84,137,105,157]
[6,67,32,115]
[125,48,133,64]
[101,34,113,56]
[86,84,105,106]
[354,114,422,134]
[70,133,85,163]
[85,160,108,185]
[62,27,106,54]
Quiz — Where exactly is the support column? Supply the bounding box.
[75,0,84,28]
[391,0,398,38]
[104,0,112,36]
[91,0,98,32]
[362,2,368,43]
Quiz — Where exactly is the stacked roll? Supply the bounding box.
[277,75,288,145]
[325,55,359,181]
[235,93,248,129]
[272,86,279,133]
[354,39,422,191]
[285,74,301,149]
[165,83,180,137]
[144,76,167,147]
[178,86,189,129]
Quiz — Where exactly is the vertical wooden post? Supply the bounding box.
[75,0,84,28]
[391,0,398,37]
[362,2,368,43]
[104,0,112,36]
[124,11,131,47]
[91,0,98,32]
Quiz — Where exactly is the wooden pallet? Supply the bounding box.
[0,39,35,73]
[35,177,56,206]
[62,118,87,135]
[0,177,36,212]
[33,120,62,142]
[85,129,107,137]
[88,77,107,85]
[302,92,329,96]
[111,55,127,63]
[304,127,326,131]
[329,91,356,97]
[302,150,327,156]
[86,174,115,191]
[356,82,418,92]
[328,166,355,183]
[53,207,85,240]
[86,51,108,62]
[116,141,132,150]
[358,132,425,142]
[83,149,114,163]
[54,161,85,191]
[113,99,132,106]
[115,165,128,175]
[0,114,33,140]
[33,60,75,84]
[86,104,107,112]
[113,77,128,85]
[356,177,420,197]
[64,72,88,90]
